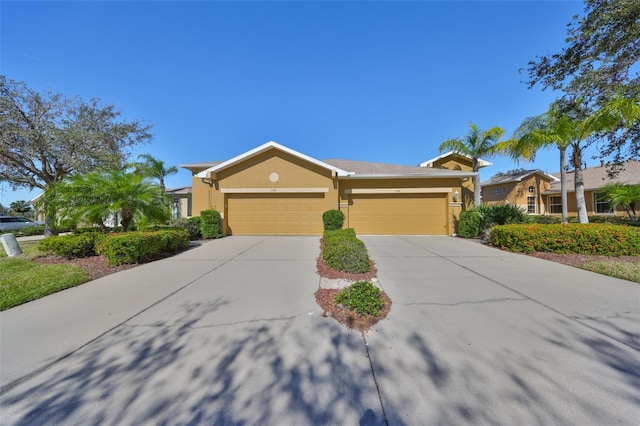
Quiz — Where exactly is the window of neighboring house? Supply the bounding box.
[528,185,535,193]
[548,196,562,214]
[172,197,181,219]
[527,196,536,214]
[593,192,613,214]
[489,189,494,196]
[502,187,506,195]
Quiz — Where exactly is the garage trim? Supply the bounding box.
[344,187,452,194]
[221,187,329,193]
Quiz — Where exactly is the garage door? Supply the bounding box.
[348,193,448,235]
[227,193,325,235]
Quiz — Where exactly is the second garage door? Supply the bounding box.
[226,193,326,235]
[348,193,448,235]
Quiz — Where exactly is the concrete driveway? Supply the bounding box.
[1,236,639,425]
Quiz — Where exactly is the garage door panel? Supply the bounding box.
[227,194,325,235]
[349,193,447,235]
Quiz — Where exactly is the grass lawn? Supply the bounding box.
[0,240,91,311]
[581,261,640,284]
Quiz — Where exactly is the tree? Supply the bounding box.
[47,169,169,231]
[439,123,506,207]
[9,200,31,215]
[0,76,152,234]
[129,154,177,192]
[600,183,640,220]
[525,0,640,164]
[507,96,639,223]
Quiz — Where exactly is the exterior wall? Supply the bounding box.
[169,195,192,219]
[191,149,339,235]
[431,157,475,209]
[546,190,630,218]
[483,176,553,214]
[338,177,464,235]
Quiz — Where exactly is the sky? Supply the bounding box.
[1,0,595,207]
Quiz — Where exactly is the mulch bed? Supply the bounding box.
[315,288,392,334]
[527,252,640,268]
[34,255,137,280]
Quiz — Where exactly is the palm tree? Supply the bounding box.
[600,183,640,220]
[507,110,572,223]
[130,154,178,192]
[50,169,169,231]
[508,96,640,223]
[439,123,506,207]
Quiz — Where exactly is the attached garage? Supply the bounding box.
[347,192,449,235]
[226,193,326,235]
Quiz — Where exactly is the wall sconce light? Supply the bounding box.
[201,178,214,185]
[453,191,460,202]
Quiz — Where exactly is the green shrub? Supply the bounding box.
[170,217,202,240]
[18,225,45,236]
[38,233,106,258]
[200,210,223,239]
[73,227,107,234]
[528,215,562,224]
[335,281,385,316]
[489,224,640,255]
[323,228,357,241]
[322,209,345,231]
[96,229,190,265]
[322,235,371,273]
[457,211,481,238]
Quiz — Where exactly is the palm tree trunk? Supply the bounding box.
[473,174,481,207]
[559,147,568,224]
[572,145,589,224]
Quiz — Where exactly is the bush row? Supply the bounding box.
[39,229,190,265]
[489,224,640,256]
[322,228,371,273]
[96,229,190,265]
[458,204,529,238]
[528,215,640,226]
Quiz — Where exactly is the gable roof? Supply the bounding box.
[544,160,640,194]
[180,161,222,174]
[481,169,559,186]
[324,159,476,179]
[193,141,350,178]
[419,151,492,168]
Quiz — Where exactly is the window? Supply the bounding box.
[502,187,506,195]
[548,196,562,214]
[489,189,494,196]
[527,196,536,214]
[528,185,535,193]
[594,192,613,214]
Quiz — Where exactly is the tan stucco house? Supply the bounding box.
[544,160,640,217]
[181,141,477,236]
[166,186,192,219]
[481,170,559,214]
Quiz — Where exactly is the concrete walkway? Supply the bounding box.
[1,236,639,425]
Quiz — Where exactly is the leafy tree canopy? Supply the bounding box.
[9,200,31,214]
[0,76,152,190]
[525,0,640,162]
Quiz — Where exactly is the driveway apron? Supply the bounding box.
[1,237,383,425]
[361,235,640,425]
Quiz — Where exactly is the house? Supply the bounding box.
[420,151,492,208]
[543,160,640,217]
[166,186,192,219]
[480,170,559,214]
[181,141,476,236]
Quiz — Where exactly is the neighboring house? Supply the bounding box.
[419,151,492,209]
[481,170,559,215]
[181,141,476,236]
[166,186,193,219]
[543,160,640,217]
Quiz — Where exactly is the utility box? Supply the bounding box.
[1,233,23,257]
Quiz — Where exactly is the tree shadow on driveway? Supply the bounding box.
[1,297,384,425]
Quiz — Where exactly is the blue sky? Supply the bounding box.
[1,0,590,206]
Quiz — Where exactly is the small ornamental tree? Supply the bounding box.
[322,209,345,231]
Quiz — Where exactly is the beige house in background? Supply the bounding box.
[481,170,559,214]
[181,141,476,236]
[166,186,193,219]
[544,160,640,217]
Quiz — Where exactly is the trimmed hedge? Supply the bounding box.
[169,217,202,240]
[335,281,385,316]
[457,211,481,238]
[96,229,190,265]
[38,233,106,258]
[322,209,345,231]
[200,210,223,239]
[322,228,371,273]
[18,225,45,236]
[489,224,640,256]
